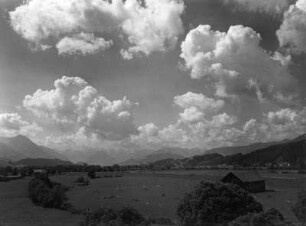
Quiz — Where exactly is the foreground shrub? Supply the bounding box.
[117,207,146,225]
[0,176,10,182]
[88,170,96,179]
[147,217,175,225]
[28,174,68,209]
[75,176,85,183]
[80,207,149,226]
[229,208,294,226]
[292,190,306,224]
[177,181,263,226]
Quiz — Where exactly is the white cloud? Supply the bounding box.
[23,76,138,142]
[277,0,306,54]
[180,24,292,101]
[272,51,292,66]
[56,33,113,55]
[0,113,41,137]
[243,108,306,141]
[131,92,240,149]
[223,0,291,15]
[120,49,133,60]
[174,92,224,112]
[9,0,184,58]
[132,105,306,150]
[179,107,204,123]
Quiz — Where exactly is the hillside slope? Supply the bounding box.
[0,135,67,161]
[15,158,73,166]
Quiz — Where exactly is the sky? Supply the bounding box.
[0,0,306,153]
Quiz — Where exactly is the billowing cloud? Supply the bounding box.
[133,105,306,150]
[243,108,306,141]
[180,24,292,102]
[9,0,184,58]
[174,92,224,113]
[0,113,41,137]
[56,33,113,55]
[223,0,292,15]
[23,76,138,142]
[131,92,240,149]
[277,0,306,54]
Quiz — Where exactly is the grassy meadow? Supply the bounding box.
[0,170,305,225]
[0,178,82,226]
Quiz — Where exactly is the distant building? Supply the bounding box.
[221,171,265,193]
[33,169,46,175]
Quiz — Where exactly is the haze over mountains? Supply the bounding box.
[0,134,305,166]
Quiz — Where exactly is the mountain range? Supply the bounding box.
[0,134,305,167]
[149,134,306,168]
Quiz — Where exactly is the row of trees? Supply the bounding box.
[0,164,149,177]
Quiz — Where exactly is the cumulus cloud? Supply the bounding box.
[133,104,306,150]
[180,24,292,102]
[277,0,306,54]
[223,0,292,15]
[56,33,113,55]
[174,92,224,113]
[243,108,306,141]
[131,92,240,149]
[131,84,306,150]
[9,0,184,58]
[272,51,292,66]
[23,76,138,142]
[0,113,41,137]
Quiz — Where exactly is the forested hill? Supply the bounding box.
[148,134,306,168]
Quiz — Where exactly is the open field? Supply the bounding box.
[0,170,305,225]
[0,178,82,226]
[53,170,306,223]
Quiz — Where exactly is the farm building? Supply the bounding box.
[221,171,265,193]
[33,169,46,175]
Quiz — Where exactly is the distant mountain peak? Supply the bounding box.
[0,135,68,161]
[293,134,306,142]
[10,134,33,143]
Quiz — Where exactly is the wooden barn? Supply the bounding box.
[221,171,265,193]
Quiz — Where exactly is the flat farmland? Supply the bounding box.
[0,178,82,226]
[0,170,304,225]
[51,170,306,223]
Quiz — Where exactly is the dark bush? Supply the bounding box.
[28,174,68,209]
[229,208,294,226]
[148,217,175,225]
[79,207,149,226]
[292,190,306,224]
[176,181,263,226]
[75,176,85,183]
[0,176,9,182]
[117,207,146,225]
[88,170,96,179]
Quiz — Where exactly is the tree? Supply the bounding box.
[297,159,306,173]
[176,181,263,226]
[28,175,68,209]
[79,207,148,226]
[88,170,96,179]
[229,208,294,226]
[117,207,146,226]
[12,168,18,176]
[292,190,306,225]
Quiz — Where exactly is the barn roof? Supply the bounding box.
[223,171,264,182]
